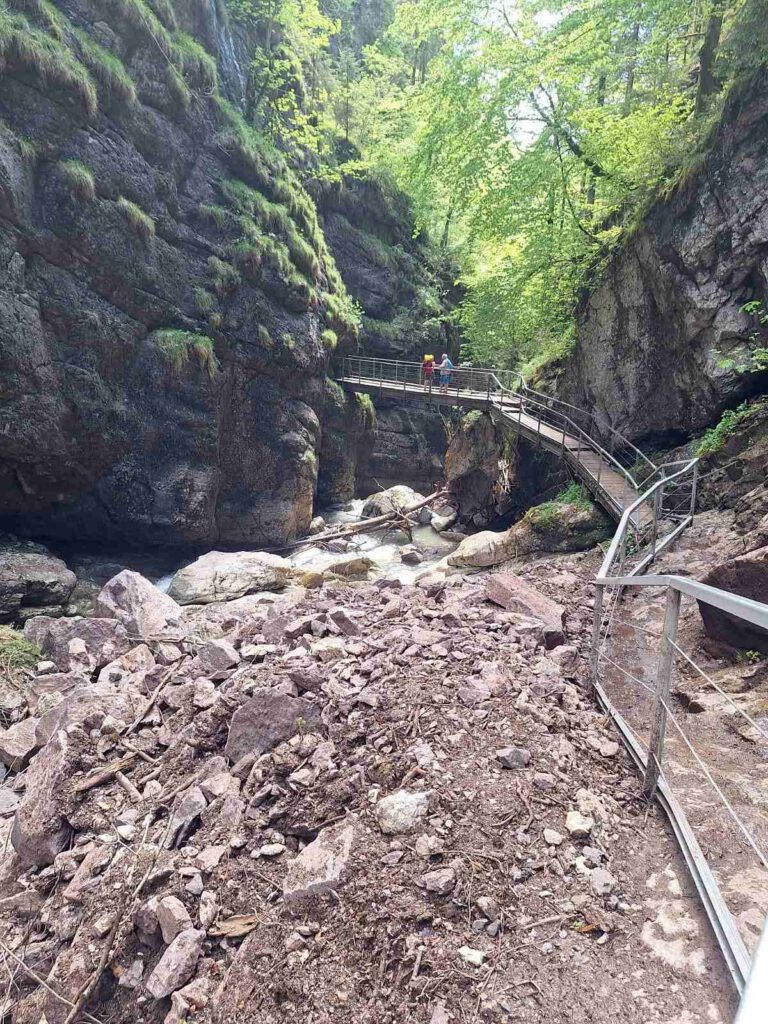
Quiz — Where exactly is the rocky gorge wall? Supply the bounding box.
[554,70,768,444]
[0,0,384,550]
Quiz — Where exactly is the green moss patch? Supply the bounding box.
[152,329,218,377]
[117,196,155,239]
[57,158,96,199]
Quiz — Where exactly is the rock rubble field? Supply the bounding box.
[0,553,734,1023]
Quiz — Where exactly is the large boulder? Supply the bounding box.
[698,546,768,653]
[361,485,424,519]
[35,681,144,746]
[94,571,185,637]
[11,730,74,867]
[448,500,612,569]
[168,551,296,605]
[225,690,323,763]
[23,616,131,671]
[484,573,566,648]
[0,544,76,623]
[448,530,515,569]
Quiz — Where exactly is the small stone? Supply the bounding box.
[195,845,227,872]
[533,772,556,790]
[258,843,286,858]
[422,867,456,895]
[0,718,39,770]
[543,828,564,847]
[93,913,114,938]
[198,891,218,930]
[118,958,145,989]
[582,845,603,867]
[495,746,531,769]
[200,773,236,802]
[157,896,193,944]
[375,790,430,835]
[590,867,616,896]
[283,823,357,903]
[565,810,593,838]
[145,928,204,999]
[458,946,486,967]
[285,931,306,952]
[476,895,500,921]
[599,739,619,757]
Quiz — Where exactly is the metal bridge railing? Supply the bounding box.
[592,461,768,1008]
[340,355,660,524]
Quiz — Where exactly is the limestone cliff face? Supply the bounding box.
[0,0,360,548]
[555,71,768,444]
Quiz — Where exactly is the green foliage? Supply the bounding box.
[152,329,218,377]
[198,203,238,229]
[695,401,762,456]
[554,482,591,509]
[145,0,176,30]
[207,256,241,295]
[194,287,215,315]
[117,196,155,239]
[0,7,97,114]
[172,31,217,91]
[73,26,136,103]
[355,391,376,429]
[326,0,768,372]
[103,0,173,57]
[320,327,337,351]
[0,625,40,683]
[57,159,95,200]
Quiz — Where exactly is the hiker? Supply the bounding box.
[437,353,454,393]
[422,353,435,389]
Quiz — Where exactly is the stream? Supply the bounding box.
[57,497,461,600]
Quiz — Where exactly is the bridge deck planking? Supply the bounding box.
[339,374,651,525]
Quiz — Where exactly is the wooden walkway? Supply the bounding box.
[337,373,651,527]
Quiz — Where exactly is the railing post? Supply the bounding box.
[642,586,681,799]
[379,361,383,398]
[590,583,605,696]
[651,485,661,558]
[486,374,491,408]
[689,461,699,525]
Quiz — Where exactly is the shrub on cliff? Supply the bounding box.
[56,159,95,200]
[152,330,218,378]
[117,197,155,240]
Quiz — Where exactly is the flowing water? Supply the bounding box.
[208,0,248,106]
[286,498,459,584]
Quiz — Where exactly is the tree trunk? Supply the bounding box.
[440,204,454,249]
[623,21,640,115]
[587,71,606,205]
[694,4,725,116]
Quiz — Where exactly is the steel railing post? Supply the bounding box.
[651,485,661,559]
[590,583,605,697]
[690,460,699,525]
[643,586,682,799]
[486,375,491,408]
[379,361,383,398]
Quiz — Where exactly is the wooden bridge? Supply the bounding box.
[336,356,698,541]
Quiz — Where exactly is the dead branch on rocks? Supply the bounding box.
[277,488,449,551]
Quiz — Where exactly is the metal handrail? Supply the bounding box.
[597,458,699,579]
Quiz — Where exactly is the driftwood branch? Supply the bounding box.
[279,489,450,552]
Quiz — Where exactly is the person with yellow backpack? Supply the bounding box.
[421,353,435,390]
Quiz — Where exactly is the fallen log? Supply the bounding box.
[277,488,450,552]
